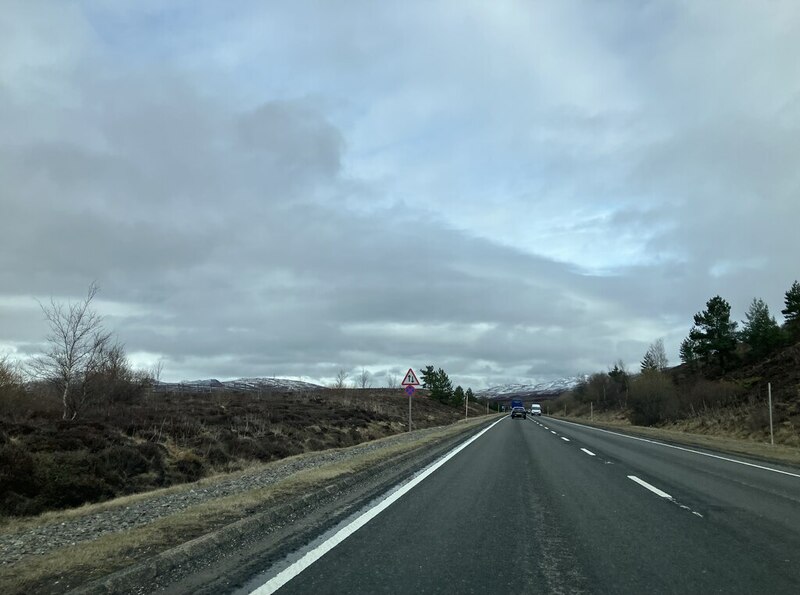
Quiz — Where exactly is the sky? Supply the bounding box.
[2,0,799,389]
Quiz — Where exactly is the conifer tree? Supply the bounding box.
[679,335,699,369]
[453,385,465,407]
[782,280,800,341]
[689,295,738,371]
[740,298,782,359]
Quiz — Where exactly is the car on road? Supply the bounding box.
[530,404,542,416]
[510,406,527,419]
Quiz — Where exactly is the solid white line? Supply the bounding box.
[628,475,672,499]
[581,448,596,456]
[548,418,800,479]
[561,437,570,442]
[249,417,506,594]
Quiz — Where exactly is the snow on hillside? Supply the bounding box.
[477,376,587,400]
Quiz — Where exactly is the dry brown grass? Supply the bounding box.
[0,416,495,593]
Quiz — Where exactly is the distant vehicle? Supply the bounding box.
[510,406,527,419]
[530,404,542,416]
[511,398,524,410]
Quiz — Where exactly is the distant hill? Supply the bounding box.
[154,377,324,393]
[477,376,587,401]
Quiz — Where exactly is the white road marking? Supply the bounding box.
[628,475,672,499]
[550,430,557,435]
[249,417,506,594]
[544,426,549,430]
[581,448,596,456]
[561,437,570,442]
[549,418,800,479]
[627,475,705,518]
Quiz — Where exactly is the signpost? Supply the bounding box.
[401,368,421,432]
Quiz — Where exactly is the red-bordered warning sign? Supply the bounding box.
[401,368,420,386]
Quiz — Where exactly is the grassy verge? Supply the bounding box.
[550,413,800,466]
[0,416,496,594]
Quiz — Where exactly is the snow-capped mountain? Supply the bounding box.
[154,377,324,393]
[477,376,587,400]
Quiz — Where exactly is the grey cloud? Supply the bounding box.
[3,1,799,389]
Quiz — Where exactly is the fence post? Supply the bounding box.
[768,382,774,446]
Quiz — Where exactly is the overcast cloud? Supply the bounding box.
[2,1,799,388]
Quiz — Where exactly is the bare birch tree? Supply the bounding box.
[357,368,371,389]
[332,369,348,389]
[30,283,113,420]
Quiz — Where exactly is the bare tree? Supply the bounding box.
[144,358,165,398]
[357,368,371,389]
[641,338,669,374]
[150,359,164,384]
[30,283,113,420]
[0,354,22,395]
[332,369,348,389]
[386,374,398,389]
[648,338,669,372]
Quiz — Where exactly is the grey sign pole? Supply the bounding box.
[409,390,413,432]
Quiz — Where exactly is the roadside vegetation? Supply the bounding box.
[0,285,489,519]
[550,280,800,449]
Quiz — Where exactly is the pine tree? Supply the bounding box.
[641,339,668,373]
[689,295,738,371]
[419,365,436,388]
[465,387,474,402]
[782,280,800,341]
[740,298,782,359]
[433,368,453,404]
[679,335,699,369]
[419,365,454,404]
[607,360,629,408]
[640,350,658,373]
[453,385,465,407]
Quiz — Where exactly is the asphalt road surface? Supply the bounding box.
[240,415,800,594]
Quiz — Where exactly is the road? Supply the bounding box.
[238,415,800,594]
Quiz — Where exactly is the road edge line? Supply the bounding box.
[249,416,507,594]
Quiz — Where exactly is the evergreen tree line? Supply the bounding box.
[680,280,800,373]
[419,365,475,408]
[557,280,800,428]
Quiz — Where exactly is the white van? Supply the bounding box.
[530,403,542,416]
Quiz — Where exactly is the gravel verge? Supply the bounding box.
[1,416,498,594]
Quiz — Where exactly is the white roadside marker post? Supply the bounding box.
[768,382,774,446]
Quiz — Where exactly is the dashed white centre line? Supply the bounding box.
[628,475,672,499]
[561,437,570,442]
[627,475,705,518]
[550,430,557,435]
[581,448,596,456]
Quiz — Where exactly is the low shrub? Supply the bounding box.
[629,372,678,426]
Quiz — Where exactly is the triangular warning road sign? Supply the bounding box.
[401,368,420,386]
